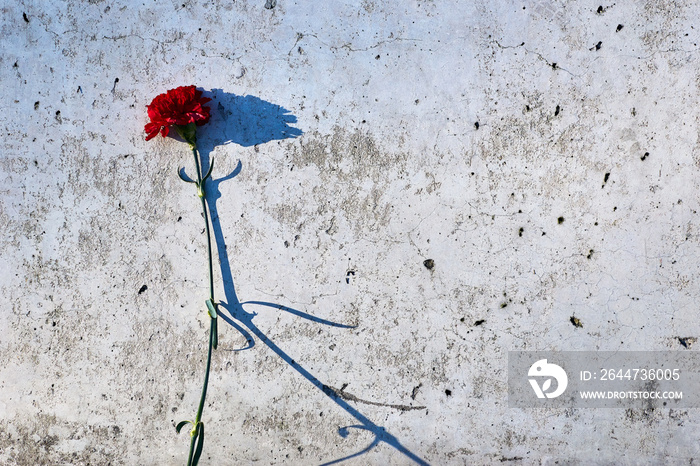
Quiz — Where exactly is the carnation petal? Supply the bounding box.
[145,122,161,141]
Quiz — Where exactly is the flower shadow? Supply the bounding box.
[198,90,303,150]
[195,94,428,465]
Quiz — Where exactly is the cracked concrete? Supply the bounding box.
[2,0,700,464]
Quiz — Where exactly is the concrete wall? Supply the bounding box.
[2,0,699,464]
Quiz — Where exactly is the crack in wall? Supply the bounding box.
[323,384,426,412]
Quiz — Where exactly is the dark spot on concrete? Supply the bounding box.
[500,457,524,463]
[411,383,422,400]
[554,104,560,116]
[345,270,355,284]
[525,104,531,112]
[34,101,39,110]
[557,216,564,224]
[603,172,610,187]
[596,5,605,14]
[444,389,452,396]
[423,259,435,270]
[518,227,524,237]
[500,302,508,309]
[13,61,18,68]
[587,249,594,259]
[678,337,696,349]
[177,216,182,222]
[570,316,583,328]
[375,54,380,60]
[641,152,649,161]
[138,284,148,294]
[23,12,29,22]
[265,0,277,9]
[474,121,480,129]
[474,319,485,326]
[616,24,624,32]
[551,62,558,70]
[594,41,602,50]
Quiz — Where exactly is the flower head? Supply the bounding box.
[144,85,212,143]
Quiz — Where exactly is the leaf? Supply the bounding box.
[176,420,192,434]
[542,379,552,392]
[192,423,205,466]
[178,167,196,183]
[206,299,217,319]
[202,155,215,182]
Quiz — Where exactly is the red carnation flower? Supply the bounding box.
[144,85,212,142]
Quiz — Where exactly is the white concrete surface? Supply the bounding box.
[2,0,700,464]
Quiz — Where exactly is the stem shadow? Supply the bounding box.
[202,160,429,465]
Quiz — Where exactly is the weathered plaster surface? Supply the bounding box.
[2,0,700,464]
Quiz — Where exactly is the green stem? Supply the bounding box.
[186,146,216,466]
[192,147,215,302]
[187,317,215,465]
